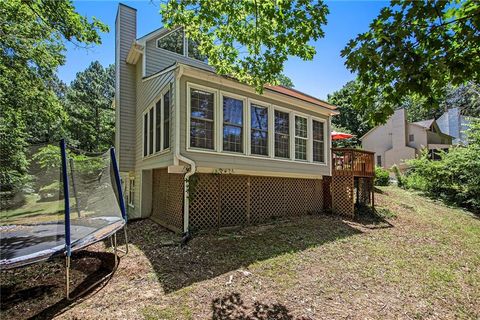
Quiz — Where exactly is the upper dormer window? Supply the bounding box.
[157,28,207,63]
[157,28,184,54]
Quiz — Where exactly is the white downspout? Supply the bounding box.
[173,65,196,234]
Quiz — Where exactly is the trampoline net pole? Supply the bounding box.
[110,147,129,254]
[66,255,71,299]
[60,139,71,257]
[110,147,127,222]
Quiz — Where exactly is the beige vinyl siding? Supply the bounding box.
[134,170,143,219]
[144,38,213,77]
[116,5,136,171]
[135,62,175,168]
[130,63,177,219]
[179,75,331,176]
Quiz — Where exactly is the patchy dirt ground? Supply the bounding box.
[1,186,479,319]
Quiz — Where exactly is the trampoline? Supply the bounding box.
[0,139,128,299]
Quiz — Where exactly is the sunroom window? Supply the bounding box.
[295,116,308,160]
[149,108,154,154]
[250,104,268,156]
[274,110,290,158]
[312,120,325,163]
[223,96,243,153]
[190,88,214,150]
[163,90,170,149]
[143,113,148,157]
[155,100,161,153]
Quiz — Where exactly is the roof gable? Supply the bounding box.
[412,119,434,129]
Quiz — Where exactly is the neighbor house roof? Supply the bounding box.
[265,85,337,110]
[412,119,434,129]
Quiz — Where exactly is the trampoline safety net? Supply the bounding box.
[0,142,125,269]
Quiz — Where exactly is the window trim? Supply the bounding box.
[156,27,185,55]
[273,108,291,159]
[155,27,209,65]
[185,82,328,167]
[143,112,148,157]
[312,117,327,164]
[249,99,271,157]
[142,85,171,159]
[128,177,135,208]
[186,82,218,151]
[163,89,171,150]
[220,91,247,154]
[294,114,309,161]
[154,99,160,153]
[245,98,273,159]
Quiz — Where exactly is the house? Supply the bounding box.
[115,4,372,233]
[436,107,473,145]
[360,108,453,169]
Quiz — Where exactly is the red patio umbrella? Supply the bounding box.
[331,131,353,140]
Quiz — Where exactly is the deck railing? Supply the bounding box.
[332,148,375,177]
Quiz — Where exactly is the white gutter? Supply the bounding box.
[173,64,196,234]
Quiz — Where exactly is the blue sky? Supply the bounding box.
[58,0,387,100]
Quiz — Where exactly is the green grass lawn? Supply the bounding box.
[1,186,479,319]
[0,194,64,225]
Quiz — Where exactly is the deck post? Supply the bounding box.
[372,178,375,210]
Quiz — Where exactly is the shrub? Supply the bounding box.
[391,165,404,188]
[405,119,480,212]
[374,166,390,186]
[404,172,428,191]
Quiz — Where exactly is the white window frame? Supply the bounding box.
[220,91,247,154]
[294,115,309,161]
[142,110,149,158]
[162,88,172,150]
[142,108,154,158]
[248,98,271,158]
[156,27,185,56]
[128,177,135,208]
[272,105,292,160]
[186,82,218,151]
[155,27,209,65]
[311,117,327,164]
[142,86,171,159]
[185,82,328,166]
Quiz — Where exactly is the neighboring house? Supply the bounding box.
[360,109,453,169]
[436,107,473,145]
[115,4,342,233]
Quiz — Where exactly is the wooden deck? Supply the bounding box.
[332,148,375,178]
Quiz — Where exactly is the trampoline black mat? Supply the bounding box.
[0,217,125,269]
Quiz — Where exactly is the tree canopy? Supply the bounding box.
[66,61,115,152]
[327,81,373,140]
[341,0,480,123]
[161,0,328,92]
[276,74,295,88]
[0,0,107,190]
